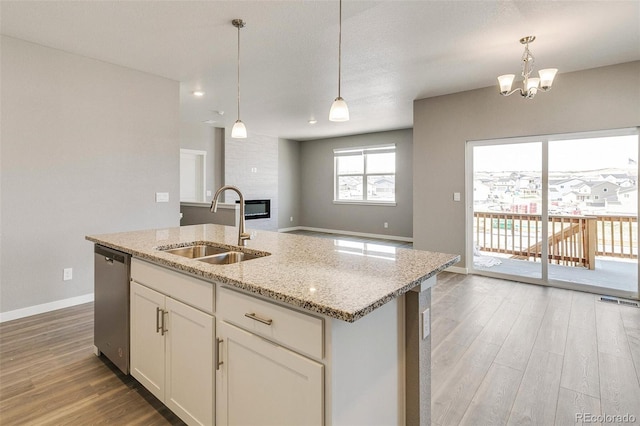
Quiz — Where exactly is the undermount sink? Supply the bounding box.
[197,251,261,265]
[162,245,228,258]
[157,243,269,265]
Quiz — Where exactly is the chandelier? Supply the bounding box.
[497,36,558,99]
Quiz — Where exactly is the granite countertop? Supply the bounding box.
[86,224,459,322]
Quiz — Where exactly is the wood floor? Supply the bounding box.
[1,254,639,424]
[431,272,640,426]
[0,303,185,425]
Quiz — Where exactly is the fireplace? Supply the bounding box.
[236,199,271,220]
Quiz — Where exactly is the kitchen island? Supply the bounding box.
[87,224,459,426]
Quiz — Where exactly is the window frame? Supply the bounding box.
[333,144,397,206]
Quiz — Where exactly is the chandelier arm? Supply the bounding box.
[500,88,526,97]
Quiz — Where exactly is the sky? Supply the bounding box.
[474,135,638,173]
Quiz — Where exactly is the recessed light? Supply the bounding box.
[308,119,318,125]
[203,120,217,124]
[192,91,205,97]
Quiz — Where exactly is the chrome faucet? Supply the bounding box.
[211,185,252,246]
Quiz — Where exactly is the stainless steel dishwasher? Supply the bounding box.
[94,244,131,374]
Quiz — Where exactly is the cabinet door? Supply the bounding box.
[217,321,324,426]
[130,282,165,401]
[165,297,214,426]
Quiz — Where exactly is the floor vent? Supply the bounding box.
[599,296,640,308]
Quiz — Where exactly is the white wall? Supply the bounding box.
[0,36,180,316]
[413,61,640,268]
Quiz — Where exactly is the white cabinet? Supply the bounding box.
[131,270,214,426]
[130,282,165,399]
[216,287,324,426]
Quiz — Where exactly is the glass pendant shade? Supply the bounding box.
[231,120,247,139]
[526,77,540,92]
[329,97,350,122]
[538,68,558,89]
[497,74,515,94]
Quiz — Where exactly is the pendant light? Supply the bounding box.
[329,0,349,122]
[231,19,247,138]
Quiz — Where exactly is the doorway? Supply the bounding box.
[180,149,207,202]
[467,129,639,299]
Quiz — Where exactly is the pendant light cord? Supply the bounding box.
[337,0,342,98]
[237,22,241,120]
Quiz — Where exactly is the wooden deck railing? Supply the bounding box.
[596,215,638,259]
[474,212,637,269]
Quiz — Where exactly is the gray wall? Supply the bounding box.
[225,131,279,231]
[278,138,301,229]
[413,61,640,268]
[300,129,413,238]
[179,123,225,203]
[1,36,180,314]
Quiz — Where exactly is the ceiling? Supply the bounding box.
[2,1,639,141]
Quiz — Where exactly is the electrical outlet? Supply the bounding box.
[384,222,389,229]
[290,216,294,222]
[453,192,461,202]
[63,268,73,281]
[422,308,430,339]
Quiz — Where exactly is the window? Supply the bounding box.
[334,144,396,203]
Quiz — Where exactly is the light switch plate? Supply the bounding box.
[155,192,169,203]
[453,192,461,202]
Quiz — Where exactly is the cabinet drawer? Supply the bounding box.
[131,259,214,315]
[217,287,323,359]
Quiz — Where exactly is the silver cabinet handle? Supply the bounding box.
[216,338,224,370]
[156,307,162,334]
[244,312,273,326]
[104,257,114,264]
[156,307,168,335]
[161,310,168,336]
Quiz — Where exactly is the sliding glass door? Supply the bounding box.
[468,129,639,300]
[471,141,543,281]
[547,134,638,296]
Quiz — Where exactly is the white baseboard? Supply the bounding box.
[445,266,468,274]
[277,226,303,233]
[279,226,413,243]
[0,293,94,323]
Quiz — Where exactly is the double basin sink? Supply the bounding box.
[158,243,269,265]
